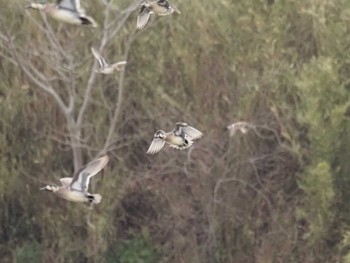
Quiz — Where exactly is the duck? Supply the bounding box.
[26,0,98,28]
[40,155,109,204]
[147,122,203,154]
[91,47,127,74]
[136,0,180,30]
[226,121,251,137]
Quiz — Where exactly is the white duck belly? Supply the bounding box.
[47,9,82,25]
[56,189,88,203]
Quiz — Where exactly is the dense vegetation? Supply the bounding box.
[1,0,350,262]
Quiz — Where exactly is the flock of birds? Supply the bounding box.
[26,0,246,206]
[26,0,180,29]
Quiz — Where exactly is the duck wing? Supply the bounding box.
[58,0,86,13]
[60,177,73,187]
[70,155,109,192]
[57,0,77,11]
[146,137,165,154]
[122,0,144,13]
[137,5,151,29]
[174,122,203,139]
[91,47,108,68]
[111,61,127,71]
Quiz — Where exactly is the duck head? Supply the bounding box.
[154,130,166,139]
[40,185,59,192]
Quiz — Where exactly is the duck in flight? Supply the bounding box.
[226,121,251,137]
[40,155,109,204]
[91,47,127,74]
[147,122,203,154]
[26,0,98,28]
[123,0,180,29]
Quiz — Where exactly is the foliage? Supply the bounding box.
[0,0,350,262]
[15,242,40,263]
[106,232,158,263]
[297,162,335,245]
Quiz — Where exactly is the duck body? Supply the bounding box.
[46,6,84,25]
[163,131,191,149]
[148,0,174,15]
[54,186,96,203]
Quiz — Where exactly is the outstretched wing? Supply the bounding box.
[57,0,76,11]
[146,137,165,154]
[169,1,180,14]
[111,61,127,71]
[91,47,108,68]
[122,0,144,13]
[174,122,203,139]
[137,5,151,29]
[74,0,86,13]
[60,177,73,187]
[70,155,109,192]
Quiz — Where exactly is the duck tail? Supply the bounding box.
[80,16,98,28]
[87,194,102,204]
[182,136,193,149]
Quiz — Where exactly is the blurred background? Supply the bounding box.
[1,0,350,262]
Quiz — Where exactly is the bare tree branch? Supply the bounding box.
[16,54,69,115]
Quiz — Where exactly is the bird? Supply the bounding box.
[40,155,109,204]
[137,0,181,29]
[26,0,98,28]
[132,0,180,30]
[91,47,127,74]
[147,122,203,154]
[226,121,251,137]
